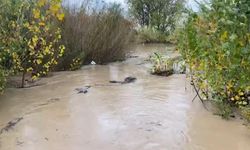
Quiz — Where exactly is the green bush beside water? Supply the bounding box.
[137,27,169,43]
[178,0,250,118]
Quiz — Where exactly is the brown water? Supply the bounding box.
[0,44,249,150]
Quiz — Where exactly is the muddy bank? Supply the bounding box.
[0,44,249,150]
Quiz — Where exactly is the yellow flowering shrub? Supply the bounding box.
[70,58,82,71]
[0,0,65,88]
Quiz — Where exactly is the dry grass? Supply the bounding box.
[57,3,134,70]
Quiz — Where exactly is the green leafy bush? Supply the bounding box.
[241,106,250,123]
[178,0,250,113]
[0,68,7,93]
[138,27,168,43]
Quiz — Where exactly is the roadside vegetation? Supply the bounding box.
[0,0,133,90]
[178,0,250,120]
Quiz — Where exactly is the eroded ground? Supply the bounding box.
[0,44,249,150]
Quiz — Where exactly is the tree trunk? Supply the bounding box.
[21,71,26,88]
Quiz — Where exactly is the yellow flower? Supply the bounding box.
[59,45,65,57]
[39,22,45,26]
[33,9,40,19]
[239,41,244,47]
[226,82,233,89]
[217,65,223,71]
[11,22,16,28]
[239,92,244,96]
[50,4,60,14]
[38,0,47,7]
[44,46,50,54]
[247,86,250,91]
[27,67,33,72]
[36,59,42,65]
[24,22,30,28]
[57,34,62,39]
[235,95,240,101]
[220,31,228,41]
[57,13,65,21]
[32,75,38,80]
[32,36,38,43]
[34,26,40,33]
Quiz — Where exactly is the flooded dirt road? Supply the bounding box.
[0,44,249,150]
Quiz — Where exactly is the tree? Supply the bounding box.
[127,0,150,26]
[128,0,184,35]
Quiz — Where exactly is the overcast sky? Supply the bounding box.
[105,0,200,8]
[66,0,201,11]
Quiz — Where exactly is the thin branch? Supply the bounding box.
[192,88,200,102]
[190,75,208,110]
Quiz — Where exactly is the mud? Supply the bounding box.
[0,117,23,134]
[109,77,137,84]
[0,44,249,150]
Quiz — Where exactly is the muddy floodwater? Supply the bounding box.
[0,44,249,150]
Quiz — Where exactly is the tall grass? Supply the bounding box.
[57,2,134,70]
[137,27,168,43]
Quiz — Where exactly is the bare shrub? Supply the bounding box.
[57,3,134,70]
